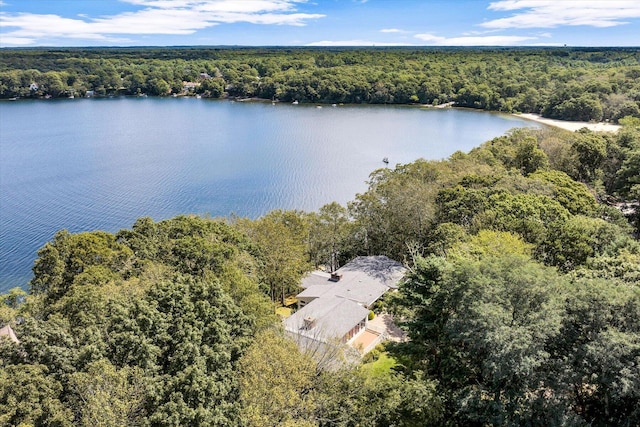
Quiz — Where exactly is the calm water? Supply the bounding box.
[0,98,539,291]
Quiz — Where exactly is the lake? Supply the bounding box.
[0,98,539,291]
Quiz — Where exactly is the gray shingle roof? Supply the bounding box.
[284,297,369,341]
[286,256,407,343]
[298,255,406,307]
[336,255,406,290]
[297,284,335,299]
[300,271,332,289]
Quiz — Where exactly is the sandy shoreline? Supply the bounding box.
[515,113,621,133]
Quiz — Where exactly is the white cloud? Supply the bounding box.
[123,0,298,13]
[380,28,408,33]
[461,29,499,36]
[0,0,324,46]
[527,42,564,46]
[483,0,640,29]
[306,39,411,46]
[0,35,34,45]
[414,33,536,46]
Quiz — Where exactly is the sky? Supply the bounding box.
[1,0,639,48]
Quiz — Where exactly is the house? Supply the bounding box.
[0,324,19,344]
[182,81,200,93]
[283,256,406,354]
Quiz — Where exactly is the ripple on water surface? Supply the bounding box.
[0,99,540,291]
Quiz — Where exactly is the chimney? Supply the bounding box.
[303,316,316,330]
[329,272,342,282]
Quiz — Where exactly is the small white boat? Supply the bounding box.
[292,100,299,105]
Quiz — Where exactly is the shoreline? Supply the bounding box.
[514,113,621,133]
[1,95,626,134]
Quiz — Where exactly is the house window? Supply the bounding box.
[345,318,367,342]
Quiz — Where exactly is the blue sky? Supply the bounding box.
[1,1,639,47]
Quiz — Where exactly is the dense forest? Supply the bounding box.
[2,47,640,122]
[1,106,639,425]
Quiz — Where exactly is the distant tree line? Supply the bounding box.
[1,47,640,122]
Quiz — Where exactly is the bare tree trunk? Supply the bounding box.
[281,286,286,306]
